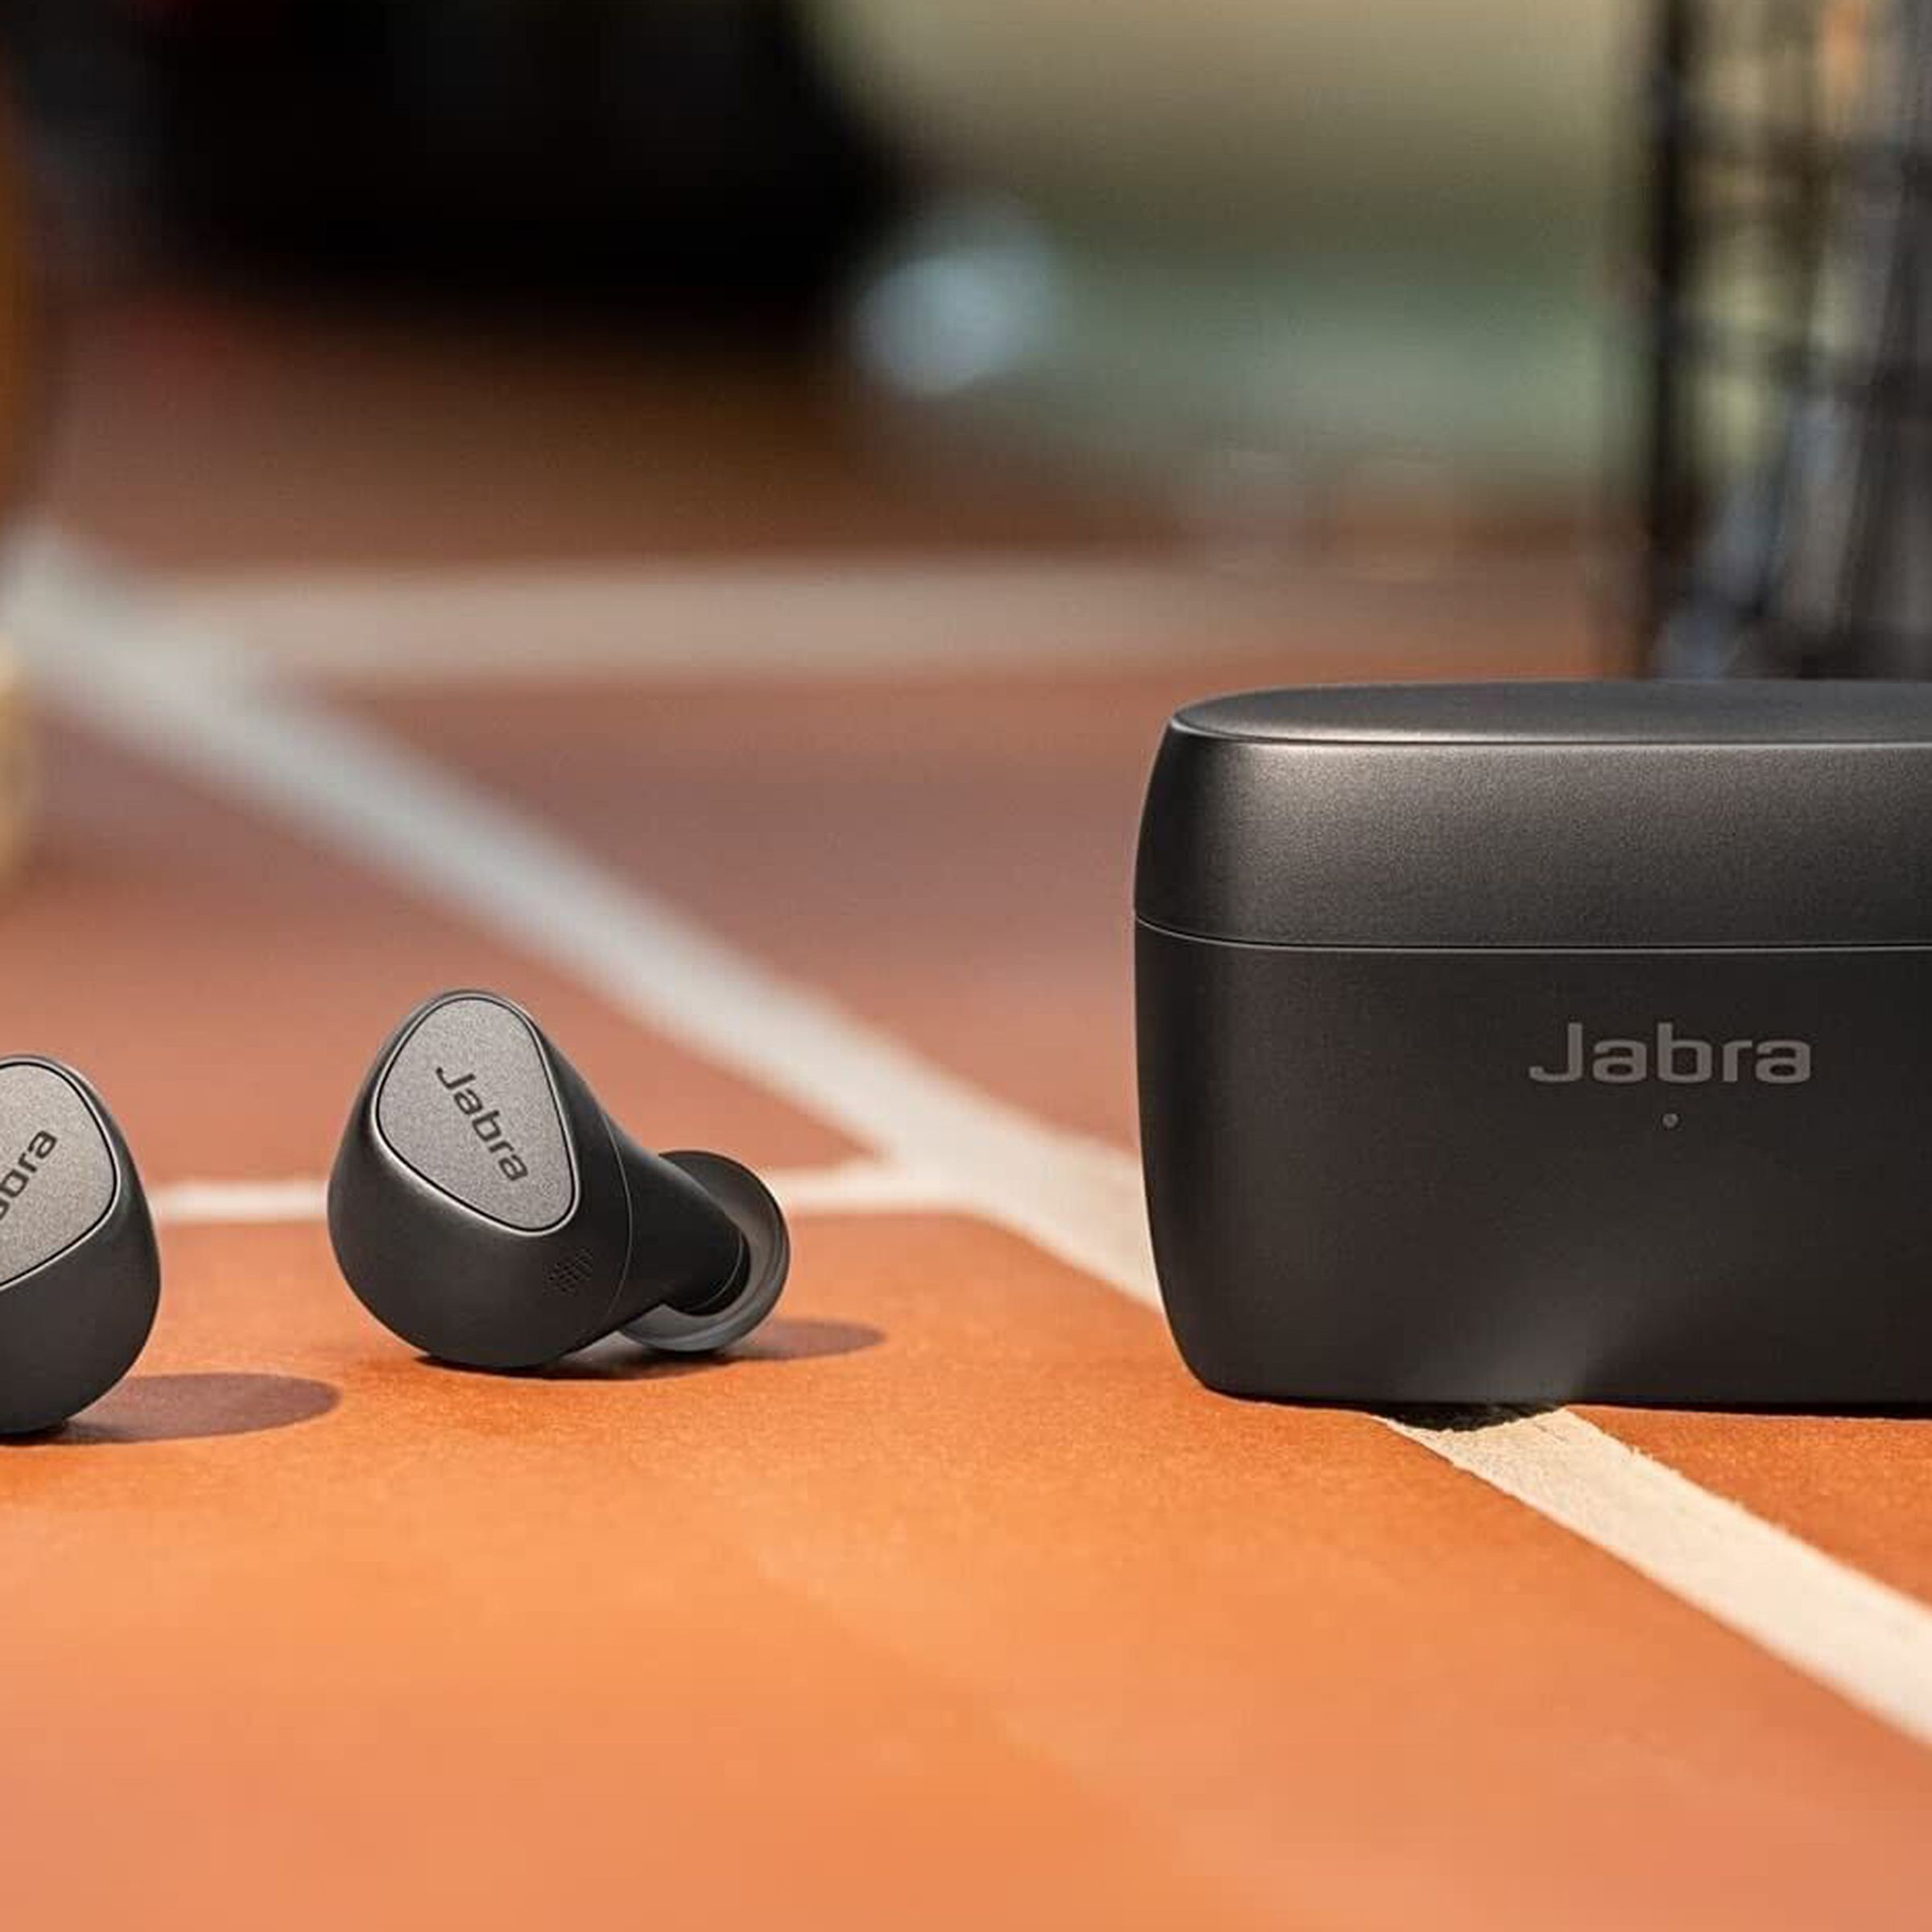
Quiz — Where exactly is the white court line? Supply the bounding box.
[150,1160,968,1228]
[159,556,1297,686]
[11,530,1932,1751]
[157,551,1578,688]
[152,1179,328,1226]
[1384,1410,1932,1728]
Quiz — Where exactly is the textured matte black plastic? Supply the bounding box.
[0,1061,159,1435]
[1136,681,1932,1406]
[328,991,789,1370]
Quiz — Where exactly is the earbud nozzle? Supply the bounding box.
[621,1150,790,1355]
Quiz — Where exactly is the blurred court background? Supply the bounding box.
[0,0,1633,585]
[3,10,1930,1932]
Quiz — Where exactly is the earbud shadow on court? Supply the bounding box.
[420,1315,886,1383]
[2,1372,341,1446]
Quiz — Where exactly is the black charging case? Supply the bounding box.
[1136,680,1932,1407]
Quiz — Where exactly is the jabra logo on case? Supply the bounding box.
[1529,1022,1811,1086]
[0,1130,60,1220]
[436,1067,533,1182]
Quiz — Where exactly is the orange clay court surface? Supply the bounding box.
[0,295,1929,1930]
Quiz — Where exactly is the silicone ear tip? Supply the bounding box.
[621,1150,790,1355]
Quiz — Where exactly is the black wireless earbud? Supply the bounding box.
[0,1057,159,1436]
[328,989,791,1371]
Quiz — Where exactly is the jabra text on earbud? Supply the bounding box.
[328,990,790,1370]
[0,1058,159,1435]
